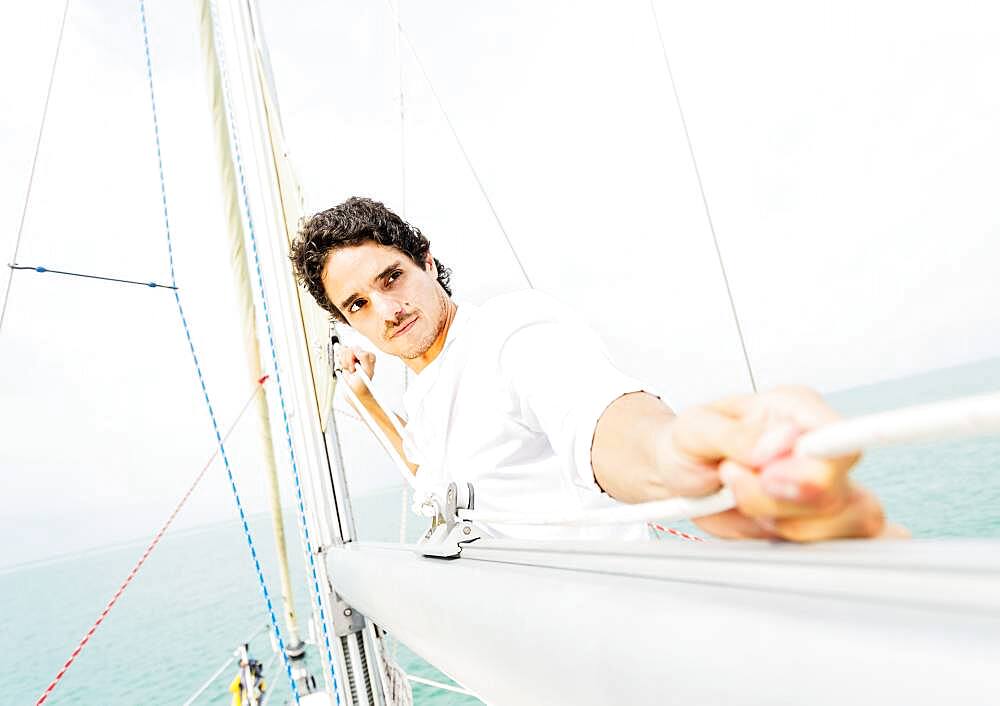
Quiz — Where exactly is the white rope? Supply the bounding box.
[405,673,478,698]
[796,391,1000,458]
[358,367,412,444]
[399,367,411,544]
[460,488,736,527]
[333,346,413,443]
[377,636,414,706]
[336,363,418,489]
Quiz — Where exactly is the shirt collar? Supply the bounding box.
[403,301,474,411]
[416,301,473,374]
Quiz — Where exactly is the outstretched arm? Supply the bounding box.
[591,386,896,541]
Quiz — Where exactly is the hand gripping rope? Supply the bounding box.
[334,349,418,492]
[34,381,268,706]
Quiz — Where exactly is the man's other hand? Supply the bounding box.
[333,343,376,400]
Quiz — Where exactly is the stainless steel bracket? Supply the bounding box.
[418,482,481,558]
[331,595,366,637]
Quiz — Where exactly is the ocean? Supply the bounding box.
[3,356,999,705]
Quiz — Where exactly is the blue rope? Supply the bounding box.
[205,0,342,701]
[8,264,176,290]
[137,2,301,702]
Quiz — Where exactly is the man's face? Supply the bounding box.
[321,242,449,360]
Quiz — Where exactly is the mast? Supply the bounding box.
[194,0,313,693]
[240,2,398,699]
[197,0,394,703]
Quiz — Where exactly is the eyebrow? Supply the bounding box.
[339,261,402,312]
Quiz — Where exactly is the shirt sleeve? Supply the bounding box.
[498,317,645,491]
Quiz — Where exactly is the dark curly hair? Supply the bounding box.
[290,197,452,323]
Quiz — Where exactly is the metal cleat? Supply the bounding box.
[418,482,481,559]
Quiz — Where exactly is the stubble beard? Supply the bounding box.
[398,286,450,360]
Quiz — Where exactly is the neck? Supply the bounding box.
[408,299,457,374]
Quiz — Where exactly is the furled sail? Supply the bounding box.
[243,8,336,432]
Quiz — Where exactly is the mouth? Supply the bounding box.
[390,315,418,339]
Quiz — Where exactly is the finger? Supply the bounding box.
[709,386,843,466]
[748,386,841,444]
[721,461,850,520]
[758,452,860,502]
[692,508,780,540]
[879,522,911,539]
[766,385,841,429]
[769,483,885,542]
[342,347,360,373]
[671,406,765,467]
[703,394,756,419]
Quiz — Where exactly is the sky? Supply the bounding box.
[1,0,999,567]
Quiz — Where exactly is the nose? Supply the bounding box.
[372,291,404,322]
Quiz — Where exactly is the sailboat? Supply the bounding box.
[6,0,1000,704]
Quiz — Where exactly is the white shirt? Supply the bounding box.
[402,290,649,541]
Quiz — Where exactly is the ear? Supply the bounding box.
[423,252,436,274]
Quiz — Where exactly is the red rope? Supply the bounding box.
[34,380,266,705]
[648,522,705,543]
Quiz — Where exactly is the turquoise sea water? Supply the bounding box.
[3,357,999,705]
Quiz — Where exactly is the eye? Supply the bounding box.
[348,299,366,314]
[386,269,402,285]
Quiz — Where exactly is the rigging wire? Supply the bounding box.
[7,264,177,290]
[34,380,267,706]
[181,621,272,706]
[0,0,72,340]
[406,673,478,698]
[257,649,283,706]
[392,0,407,216]
[381,7,706,544]
[207,0,342,700]
[392,0,412,547]
[647,0,759,393]
[181,655,236,706]
[391,10,534,289]
[137,2,302,703]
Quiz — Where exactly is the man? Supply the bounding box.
[229,657,266,706]
[290,197,890,542]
